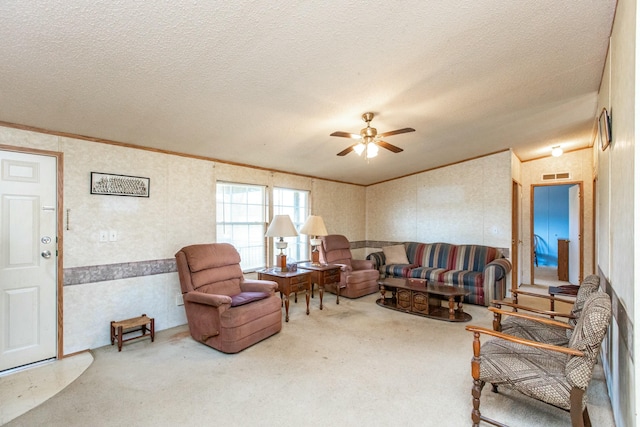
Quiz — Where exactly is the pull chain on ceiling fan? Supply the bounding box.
[330,112,415,158]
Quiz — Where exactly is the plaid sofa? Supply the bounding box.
[366,242,511,306]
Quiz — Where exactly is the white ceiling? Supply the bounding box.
[0,1,617,185]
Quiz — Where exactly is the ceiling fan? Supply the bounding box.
[330,112,415,158]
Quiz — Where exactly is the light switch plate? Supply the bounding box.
[109,230,117,241]
[99,230,108,242]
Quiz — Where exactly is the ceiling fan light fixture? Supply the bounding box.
[366,142,378,158]
[331,112,414,158]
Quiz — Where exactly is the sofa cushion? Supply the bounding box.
[383,264,417,278]
[453,245,500,272]
[404,242,425,265]
[409,267,447,282]
[382,245,410,264]
[440,270,484,305]
[418,243,457,269]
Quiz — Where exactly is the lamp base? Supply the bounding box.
[311,250,321,266]
[278,254,288,272]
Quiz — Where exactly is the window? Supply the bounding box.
[216,182,266,271]
[216,183,310,270]
[273,187,310,263]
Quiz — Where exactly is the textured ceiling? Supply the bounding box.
[0,1,617,185]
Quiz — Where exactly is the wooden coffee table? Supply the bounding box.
[377,277,471,322]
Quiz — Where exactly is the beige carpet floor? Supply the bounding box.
[5,292,614,427]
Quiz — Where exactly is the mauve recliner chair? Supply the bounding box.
[175,243,282,353]
[318,234,380,303]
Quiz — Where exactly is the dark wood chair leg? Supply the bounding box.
[471,331,484,427]
[472,379,485,427]
[492,310,502,332]
[569,388,586,427]
[583,407,592,427]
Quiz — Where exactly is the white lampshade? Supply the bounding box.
[299,215,328,237]
[265,215,298,238]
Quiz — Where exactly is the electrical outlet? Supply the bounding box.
[109,230,117,241]
[176,293,184,306]
[99,230,108,242]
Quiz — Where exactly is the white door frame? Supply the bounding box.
[530,181,584,286]
[0,143,64,361]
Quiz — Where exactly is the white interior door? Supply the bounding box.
[0,150,57,371]
[568,184,580,284]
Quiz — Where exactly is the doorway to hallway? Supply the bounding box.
[531,182,583,287]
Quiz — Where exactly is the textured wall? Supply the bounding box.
[0,126,366,354]
[61,138,217,267]
[365,151,512,251]
[596,0,636,425]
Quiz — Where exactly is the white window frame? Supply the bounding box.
[273,187,310,263]
[216,182,267,271]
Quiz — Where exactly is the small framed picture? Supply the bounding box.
[598,107,611,151]
[90,172,150,197]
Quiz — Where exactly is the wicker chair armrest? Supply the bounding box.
[491,300,575,319]
[465,325,583,356]
[488,307,573,329]
[511,289,576,305]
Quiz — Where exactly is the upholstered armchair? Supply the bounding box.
[175,243,282,353]
[466,292,611,427]
[318,234,379,302]
[491,275,600,346]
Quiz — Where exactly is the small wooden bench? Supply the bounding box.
[110,314,155,351]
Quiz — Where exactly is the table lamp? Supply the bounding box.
[299,215,328,265]
[265,214,298,271]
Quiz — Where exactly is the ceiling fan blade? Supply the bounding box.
[337,145,355,156]
[330,131,361,139]
[378,127,415,138]
[377,140,404,153]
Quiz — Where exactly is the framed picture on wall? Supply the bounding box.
[90,172,150,197]
[598,107,611,151]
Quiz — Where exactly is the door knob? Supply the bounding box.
[41,250,52,259]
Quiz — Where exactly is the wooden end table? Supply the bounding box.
[377,277,471,322]
[548,284,579,313]
[257,269,311,322]
[298,262,342,309]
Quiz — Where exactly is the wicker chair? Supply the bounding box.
[466,291,611,427]
[490,275,600,346]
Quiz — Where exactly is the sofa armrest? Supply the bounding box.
[352,258,375,271]
[183,291,232,307]
[484,258,512,282]
[481,258,512,304]
[241,279,278,294]
[366,251,385,271]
